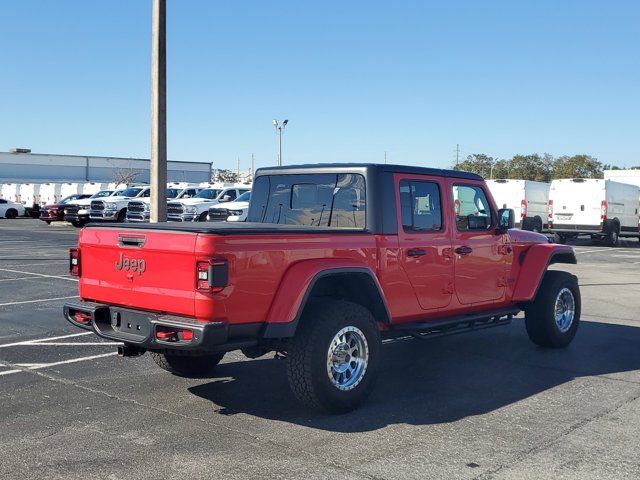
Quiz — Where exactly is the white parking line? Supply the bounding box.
[0,296,78,307]
[0,268,77,282]
[0,332,93,348]
[0,353,118,377]
[18,342,122,346]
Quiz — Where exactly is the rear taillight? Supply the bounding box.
[547,200,553,221]
[69,248,81,276]
[155,326,194,343]
[601,200,607,221]
[520,199,527,219]
[196,259,228,293]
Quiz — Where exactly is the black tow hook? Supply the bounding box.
[117,345,146,357]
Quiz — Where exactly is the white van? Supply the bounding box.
[1,184,21,204]
[58,183,81,202]
[39,183,62,206]
[486,179,549,232]
[18,183,41,217]
[548,178,640,246]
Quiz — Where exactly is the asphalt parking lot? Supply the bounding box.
[1,219,639,480]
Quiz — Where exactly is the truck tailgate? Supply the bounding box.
[78,228,198,317]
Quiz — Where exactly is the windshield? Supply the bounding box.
[90,190,113,198]
[60,194,85,204]
[194,189,221,199]
[236,191,251,202]
[111,190,124,196]
[247,173,366,228]
[119,188,144,197]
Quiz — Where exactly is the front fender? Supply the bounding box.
[512,243,577,302]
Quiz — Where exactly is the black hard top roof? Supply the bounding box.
[255,163,483,181]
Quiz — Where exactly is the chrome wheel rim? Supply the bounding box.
[554,288,575,333]
[326,326,369,391]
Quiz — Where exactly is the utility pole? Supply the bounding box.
[150,0,167,222]
[455,144,459,167]
[384,151,387,164]
[237,156,240,180]
[250,153,255,182]
[273,119,288,166]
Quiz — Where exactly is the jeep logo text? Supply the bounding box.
[115,252,146,275]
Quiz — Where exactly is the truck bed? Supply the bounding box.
[85,221,368,235]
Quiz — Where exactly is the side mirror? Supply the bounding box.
[497,208,515,232]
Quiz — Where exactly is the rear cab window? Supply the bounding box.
[248,173,366,228]
[399,180,443,232]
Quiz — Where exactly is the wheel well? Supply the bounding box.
[548,251,577,266]
[304,272,390,325]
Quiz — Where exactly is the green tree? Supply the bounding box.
[552,155,602,179]
[214,169,239,183]
[505,154,553,182]
[453,154,495,178]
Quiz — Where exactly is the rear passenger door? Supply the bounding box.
[450,183,506,305]
[396,175,453,310]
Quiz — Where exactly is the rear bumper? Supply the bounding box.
[548,223,603,234]
[63,300,261,353]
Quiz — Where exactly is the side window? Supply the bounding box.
[399,180,442,232]
[142,190,151,198]
[0,199,7,204]
[452,184,493,231]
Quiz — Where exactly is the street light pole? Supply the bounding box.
[150,0,167,222]
[272,119,288,166]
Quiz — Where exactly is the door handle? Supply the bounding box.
[455,246,473,255]
[408,248,426,257]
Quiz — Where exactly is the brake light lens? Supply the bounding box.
[196,259,228,293]
[601,200,607,221]
[547,200,553,221]
[520,199,527,219]
[69,248,81,276]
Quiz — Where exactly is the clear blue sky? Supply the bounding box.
[1,0,638,171]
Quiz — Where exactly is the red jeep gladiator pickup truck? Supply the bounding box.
[64,164,579,412]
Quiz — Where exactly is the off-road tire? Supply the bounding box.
[116,209,127,223]
[5,209,18,219]
[150,351,225,377]
[198,211,208,222]
[552,233,566,244]
[71,220,85,228]
[286,299,381,413]
[525,271,580,348]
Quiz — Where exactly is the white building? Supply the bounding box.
[603,169,640,188]
[0,150,212,184]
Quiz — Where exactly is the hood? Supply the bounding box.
[209,200,249,210]
[93,195,136,202]
[508,229,549,245]
[171,197,219,206]
[68,198,94,206]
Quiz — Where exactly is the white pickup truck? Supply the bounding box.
[207,191,251,222]
[89,185,150,223]
[126,184,202,223]
[167,186,250,222]
[64,190,119,227]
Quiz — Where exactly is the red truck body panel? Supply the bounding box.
[73,164,576,334]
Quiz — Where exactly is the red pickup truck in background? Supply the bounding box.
[64,164,579,412]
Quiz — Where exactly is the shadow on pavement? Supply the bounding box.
[189,319,640,432]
